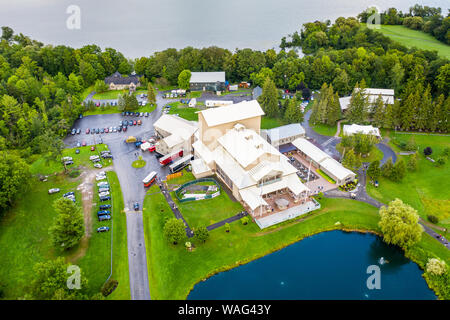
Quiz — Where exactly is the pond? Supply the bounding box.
[188,231,436,300]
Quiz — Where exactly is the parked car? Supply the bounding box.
[71,129,76,135]
[86,128,90,134]
[48,188,60,194]
[134,202,139,211]
[97,226,110,232]
[123,126,127,132]
[63,191,75,197]
[97,210,111,216]
[118,126,122,132]
[137,120,142,125]
[91,128,95,134]
[75,149,80,154]
[99,196,111,201]
[91,146,95,151]
[82,141,87,146]
[76,128,81,134]
[144,112,149,117]
[98,215,111,221]
[140,112,144,117]
[94,163,103,169]
[101,128,105,133]
[96,128,100,134]
[99,204,111,209]
[98,182,109,187]
[113,127,117,132]
[133,120,137,125]
[99,191,110,197]
[64,160,74,165]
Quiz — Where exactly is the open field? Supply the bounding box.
[30,144,112,175]
[0,175,81,298]
[364,24,450,59]
[83,104,156,116]
[367,132,450,229]
[173,188,243,228]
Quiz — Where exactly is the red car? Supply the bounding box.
[86,128,90,134]
[91,146,95,151]
[105,128,109,133]
[123,126,127,132]
[82,141,87,146]
[133,120,137,125]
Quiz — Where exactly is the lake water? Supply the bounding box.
[188,231,436,300]
[0,0,448,58]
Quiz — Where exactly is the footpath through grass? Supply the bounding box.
[365,24,450,59]
[367,132,450,229]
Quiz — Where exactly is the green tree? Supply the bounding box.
[94,79,108,93]
[163,218,186,245]
[378,198,423,248]
[0,151,30,213]
[147,82,156,105]
[30,257,89,300]
[407,154,418,171]
[367,160,381,180]
[342,149,359,169]
[381,157,394,178]
[391,159,406,182]
[258,77,278,118]
[347,85,370,124]
[283,97,303,123]
[177,69,191,90]
[194,226,209,243]
[49,198,85,250]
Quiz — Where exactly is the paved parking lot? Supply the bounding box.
[65,94,171,300]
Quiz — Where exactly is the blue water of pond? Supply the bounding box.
[188,231,436,300]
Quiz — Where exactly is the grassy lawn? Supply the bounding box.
[132,159,146,168]
[365,24,450,59]
[173,188,243,228]
[168,104,202,121]
[367,132,450,229]
[143,193,384,300]
[92,90,127,100]
[310,121,337,136]
[166,169,195,185]
[81,85,94,101]
[83,104,156,116]
[261,116,285,129]
[30,144,112,175]
[0,175,81,298]
[143,190,450,299]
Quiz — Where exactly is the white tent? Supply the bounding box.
[343,124,381,138]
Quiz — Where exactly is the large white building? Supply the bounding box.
[261,123,306,148]
[292,138,355,186]
[339,88,395,112]
[153,114,198,156]
[191,100,312,221]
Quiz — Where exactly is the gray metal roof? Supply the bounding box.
[190,72,225,83]
[263,123,305,141]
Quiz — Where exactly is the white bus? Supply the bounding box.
[169,155,192,173]
[143,171,157,187]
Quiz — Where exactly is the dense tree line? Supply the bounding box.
[358,4,449,45]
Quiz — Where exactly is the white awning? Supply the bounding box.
[239,189,268,211]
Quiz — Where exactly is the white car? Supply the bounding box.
[96,175,107,181]
[48,188,60,194]
[99,191,110,197]
[94,163,103,169]
[97,182,109,187]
